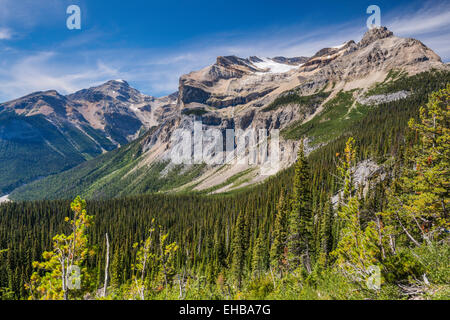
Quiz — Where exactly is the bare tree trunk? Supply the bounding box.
[376,216,386,259]
[103,233,110,298]
[388,234,397,254]
[395,212,421,247]
[269,266,276,288]
[62,257,67,300]
[178,272,186,300]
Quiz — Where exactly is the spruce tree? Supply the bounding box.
[384,84,450,245]
[231,211,246,289]
[251,232,265,279]
[319,198,334,266]
[270,191,288,275]
[288,141,314,272]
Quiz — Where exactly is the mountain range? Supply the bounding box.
[3,27,450,200]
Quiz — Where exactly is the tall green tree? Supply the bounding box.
[332,138,381,285]
[288,140,314,272]
[318,198,334,266]
[231,211,246,289]
[383,84,449,246]
[270,192,289,275]
[251,232,266,278]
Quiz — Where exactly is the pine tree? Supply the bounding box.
[110,248,122,289]
[332,197,381,284]
[26,197,93,300]
[382,85,449,247]
[319,198,334,266]
[288,141,314,272]
[251,232,265,278]
[128,220,156,300]
[270,192,288,275]
[405,84,449,239]
[332,138,381,285]
[231,211,246,289]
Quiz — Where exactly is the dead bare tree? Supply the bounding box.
[103,233,110,297]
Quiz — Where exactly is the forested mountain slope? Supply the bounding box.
[0,81,177,195]
[10,69,450,200]
[1,84,448,300]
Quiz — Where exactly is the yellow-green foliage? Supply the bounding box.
[26,196,94,300]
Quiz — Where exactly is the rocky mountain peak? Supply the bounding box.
[104,79,130,87]
[67,79,146,104]
[216,56,254,69]
[359,26,394,48]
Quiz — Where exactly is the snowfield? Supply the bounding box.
[252,57,299,74]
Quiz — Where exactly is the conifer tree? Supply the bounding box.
[270,192,288,275]
[110,248,122,289]
[288,141,314,272]
[128,220,156,300]
[158,228,179,288]
[231,211,246,289]
[251,232,266,278]
[319,199,334,266]
[26,197,93,300]
[332,139,381,285]
[394,84,449,244]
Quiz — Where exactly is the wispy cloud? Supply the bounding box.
[385,1,450,59]
[386,2,450,36]
[0,51,120,100]
[0,1,448,102]
[0,0,64,29]
[0,28,12,40]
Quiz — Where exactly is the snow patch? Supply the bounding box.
[252,57,299,74]
[0,195,10,204]
[332,43,346,49]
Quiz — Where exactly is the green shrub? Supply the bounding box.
[382,250,425,283]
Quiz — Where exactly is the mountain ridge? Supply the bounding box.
[5,27,450,199]
[0,80,177,194]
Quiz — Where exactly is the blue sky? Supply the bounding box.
[0,0,449,101]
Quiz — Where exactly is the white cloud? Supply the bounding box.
[0,0,448,102]
[386,3,450,36]
[0,28,12,40]
[0,51,121,101]
[384,1,450,61]
[0,0,64,29]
